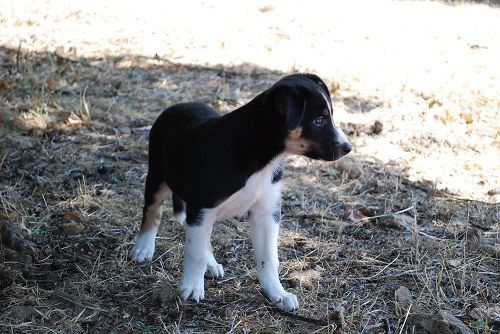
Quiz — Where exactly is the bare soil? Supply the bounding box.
[0,1,499,333]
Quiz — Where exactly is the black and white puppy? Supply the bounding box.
[130,74,351,311]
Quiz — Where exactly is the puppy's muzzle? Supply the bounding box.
[330,126,351,160]
[331,141,352,160]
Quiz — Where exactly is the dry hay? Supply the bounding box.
[1,2,499,332]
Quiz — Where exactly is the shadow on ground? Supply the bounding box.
[0,47,498,333]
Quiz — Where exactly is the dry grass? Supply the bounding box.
[1,1,499,333]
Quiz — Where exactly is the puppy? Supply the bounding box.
[130,74,351,311]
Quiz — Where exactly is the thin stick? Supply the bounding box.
[398,303,412,334]
[356,206,415,222]
[259,290,333,327]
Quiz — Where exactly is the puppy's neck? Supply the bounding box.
[219,94,286,174]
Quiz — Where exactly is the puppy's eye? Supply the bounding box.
[313,116,325,126]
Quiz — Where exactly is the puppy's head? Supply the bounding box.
[268,74,351,161]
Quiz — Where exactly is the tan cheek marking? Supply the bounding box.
[289,127,303,140]
[141,183,170,233]
[285,127,311,155]
[285,138,311,155]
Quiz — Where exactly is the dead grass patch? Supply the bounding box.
[0,30,499,334]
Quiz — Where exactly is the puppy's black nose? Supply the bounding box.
[341,142,352,155]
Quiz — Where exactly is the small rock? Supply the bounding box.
[97,163,113,175]
[370,120,383,135]
[314,265,325,272]
[0,222,36,254]
[0,266,14,289]
[63,211,85,225]
[3,248,32,264]
[449,216,470,227]
[6,305,35,323]
[117,127,131,135]
[487,187,500,196]
[378,213,414,230]
[334,159,363,179]
[480,244,500,257]
[259,5,274,13]
[63,222,85,235]
[5,188,21,202]
[466,227,485,243]
[131,126,151,137]
[329,305,346,327]
[395,286,412,309]
[469,304,500,325]
[130,116,152,127]
[407,310,474,334]
[151,283,177,306]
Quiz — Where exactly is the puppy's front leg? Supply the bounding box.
[179,208,214,302]
[249,207,299,312]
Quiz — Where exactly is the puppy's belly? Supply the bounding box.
[215,174,267,218]
[214,159,281,219]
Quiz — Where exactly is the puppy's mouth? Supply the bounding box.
[304,142,352,161]
[327,142,352,161]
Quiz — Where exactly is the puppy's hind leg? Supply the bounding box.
[172,193,186,225]
[206,239,224,278]
[173,193,221,278]
[130,172,170,262]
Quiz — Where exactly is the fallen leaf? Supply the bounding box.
[342,207,368,222]
[62,212,86,235]
[290,269,321,282]
[445,259,461,268]
[0,80,17,90]
[289,269,322,289]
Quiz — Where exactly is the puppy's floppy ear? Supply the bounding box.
[268,85,305,130]
[303,73,331,99]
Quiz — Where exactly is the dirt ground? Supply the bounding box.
[0,1,499,333]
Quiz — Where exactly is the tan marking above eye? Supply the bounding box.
[322,109,329,116]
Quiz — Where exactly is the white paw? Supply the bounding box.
[206,253,224,278]
[179,275,205,302]
[130,230,156,262]
[262,289,299,312]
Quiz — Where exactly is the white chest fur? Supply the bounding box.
[213,157,283,219]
